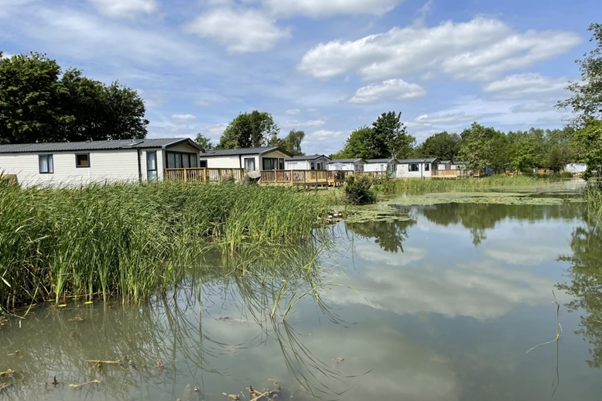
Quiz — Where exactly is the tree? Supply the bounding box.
[0,53,69,144]
[372,111,415,159]
[415,132,462,160]
[0,52,148,144]
[335,126,379,159]
[218,111,279,149]
[194,133,214,151]
[572,119,602,179]
[458,123,509,173]
[558,23,602,122]
[277,129,305,156]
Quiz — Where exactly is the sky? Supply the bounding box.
[0,0,599,154]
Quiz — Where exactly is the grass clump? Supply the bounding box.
[0,181,329,310]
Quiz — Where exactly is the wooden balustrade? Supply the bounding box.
[164,168,245,182]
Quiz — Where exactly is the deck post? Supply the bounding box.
[183,169,188,182]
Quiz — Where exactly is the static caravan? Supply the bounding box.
[564,163,587,174]
[328,158,366,172]
[0,138,202,187]
[365,158,397,175]
[199,147,291,171]
[284,154,330,170]
[396,158,438,178]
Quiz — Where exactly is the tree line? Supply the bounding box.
[0,52,148,144]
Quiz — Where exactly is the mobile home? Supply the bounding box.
[396,158,438,178]
[199,147,291,171]
[328,158,366,172]
[284,154,330,170]
[0,138,202,187]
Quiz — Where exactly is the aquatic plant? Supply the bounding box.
[584,179,602,220]
[373,174,558,195]
[0,181,330,309]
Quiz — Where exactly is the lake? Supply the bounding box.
[1,186,601,400]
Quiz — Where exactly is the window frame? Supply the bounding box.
[409,163,419,172]
[75,153,91,168]
[165,151,198,169]
[424,163,430,171]
[39,154,54,174]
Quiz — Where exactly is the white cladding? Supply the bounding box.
[202,150,290,170]
[284,156,329,170]
[396,162,435,178]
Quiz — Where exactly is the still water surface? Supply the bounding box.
[1,198,601,400]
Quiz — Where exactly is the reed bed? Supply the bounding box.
[0,181,329,310]
[374,175,554,195]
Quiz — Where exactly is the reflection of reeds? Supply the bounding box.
[0,180,330,309]
[584,180,602,220]
[1,243,350,400]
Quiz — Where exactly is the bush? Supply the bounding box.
[344,175,376,205]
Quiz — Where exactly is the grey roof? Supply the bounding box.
[284,154,330,162]
[366,158,397,164]
[440,160,468,165]
[0,138,201,154]
[328,158,365,164]
[200,146,291,157]
[397,158,438,164]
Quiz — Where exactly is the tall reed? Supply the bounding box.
[374,175,552,195]
[584,179,602,220]
[0,181,329,310]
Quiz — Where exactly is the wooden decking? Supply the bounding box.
[164,168,389,186]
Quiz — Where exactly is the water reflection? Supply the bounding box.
[558,223,602,368]
[345,218,415,253]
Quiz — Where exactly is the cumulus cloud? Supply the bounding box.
[89,0,157,18]
[483,73,568,99]
[262,0,403,17]
[299,17,580,81]
[349,79,426,103]
[171,114,197,124]
[186,8,291,53]
[511,102,553,113]
[415,112,477,126]
[286,109,301,115]
[309,130,346,140]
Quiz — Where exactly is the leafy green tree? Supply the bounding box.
[558,23,602,122]
[335,126,379,159]
[415,132,462,160]
[218,110,279,149]
[194,133,214,151]
[572,119,602,179]
[0,53,70,144]
[0,52,148,144]
[276,129,305,156]
[458,123,508,173]
[372,111,415,158]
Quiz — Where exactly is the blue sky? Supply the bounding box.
[0,0,598,154]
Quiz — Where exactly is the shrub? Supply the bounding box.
[344,175,376,205]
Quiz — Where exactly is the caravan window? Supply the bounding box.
[76,153,90,168]
[410,163,419,172]
[39,154,54,174]
[424,163,430,171]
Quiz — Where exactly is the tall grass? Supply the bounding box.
[0,181,329,310]
[374,175,554,195]
[584,179,602,220]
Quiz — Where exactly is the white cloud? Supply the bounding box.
[511,102,553,113]
[285,109,301,115]
[299,17,580,81]
[171,114,197,124]
[89,0,157,18]
[186,8,291,53]
[349,79,426,104]
[262,0,403,17]
[281,119,326,128]
[483,73,568,99]
[308,130,346,140]
[0,52,13,58]
[415,112,476,126]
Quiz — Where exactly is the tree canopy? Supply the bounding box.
[415,132,462,161]
[270,129,305,156]
[334,111,415,159]
[218,110,279,149]
[458,123,509,173]
[0,52,148,144]
[194,133,214,151]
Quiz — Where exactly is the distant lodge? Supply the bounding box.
[0,139,584,187]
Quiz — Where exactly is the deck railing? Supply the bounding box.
[164,168,390,185]
[164,168,245,182]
